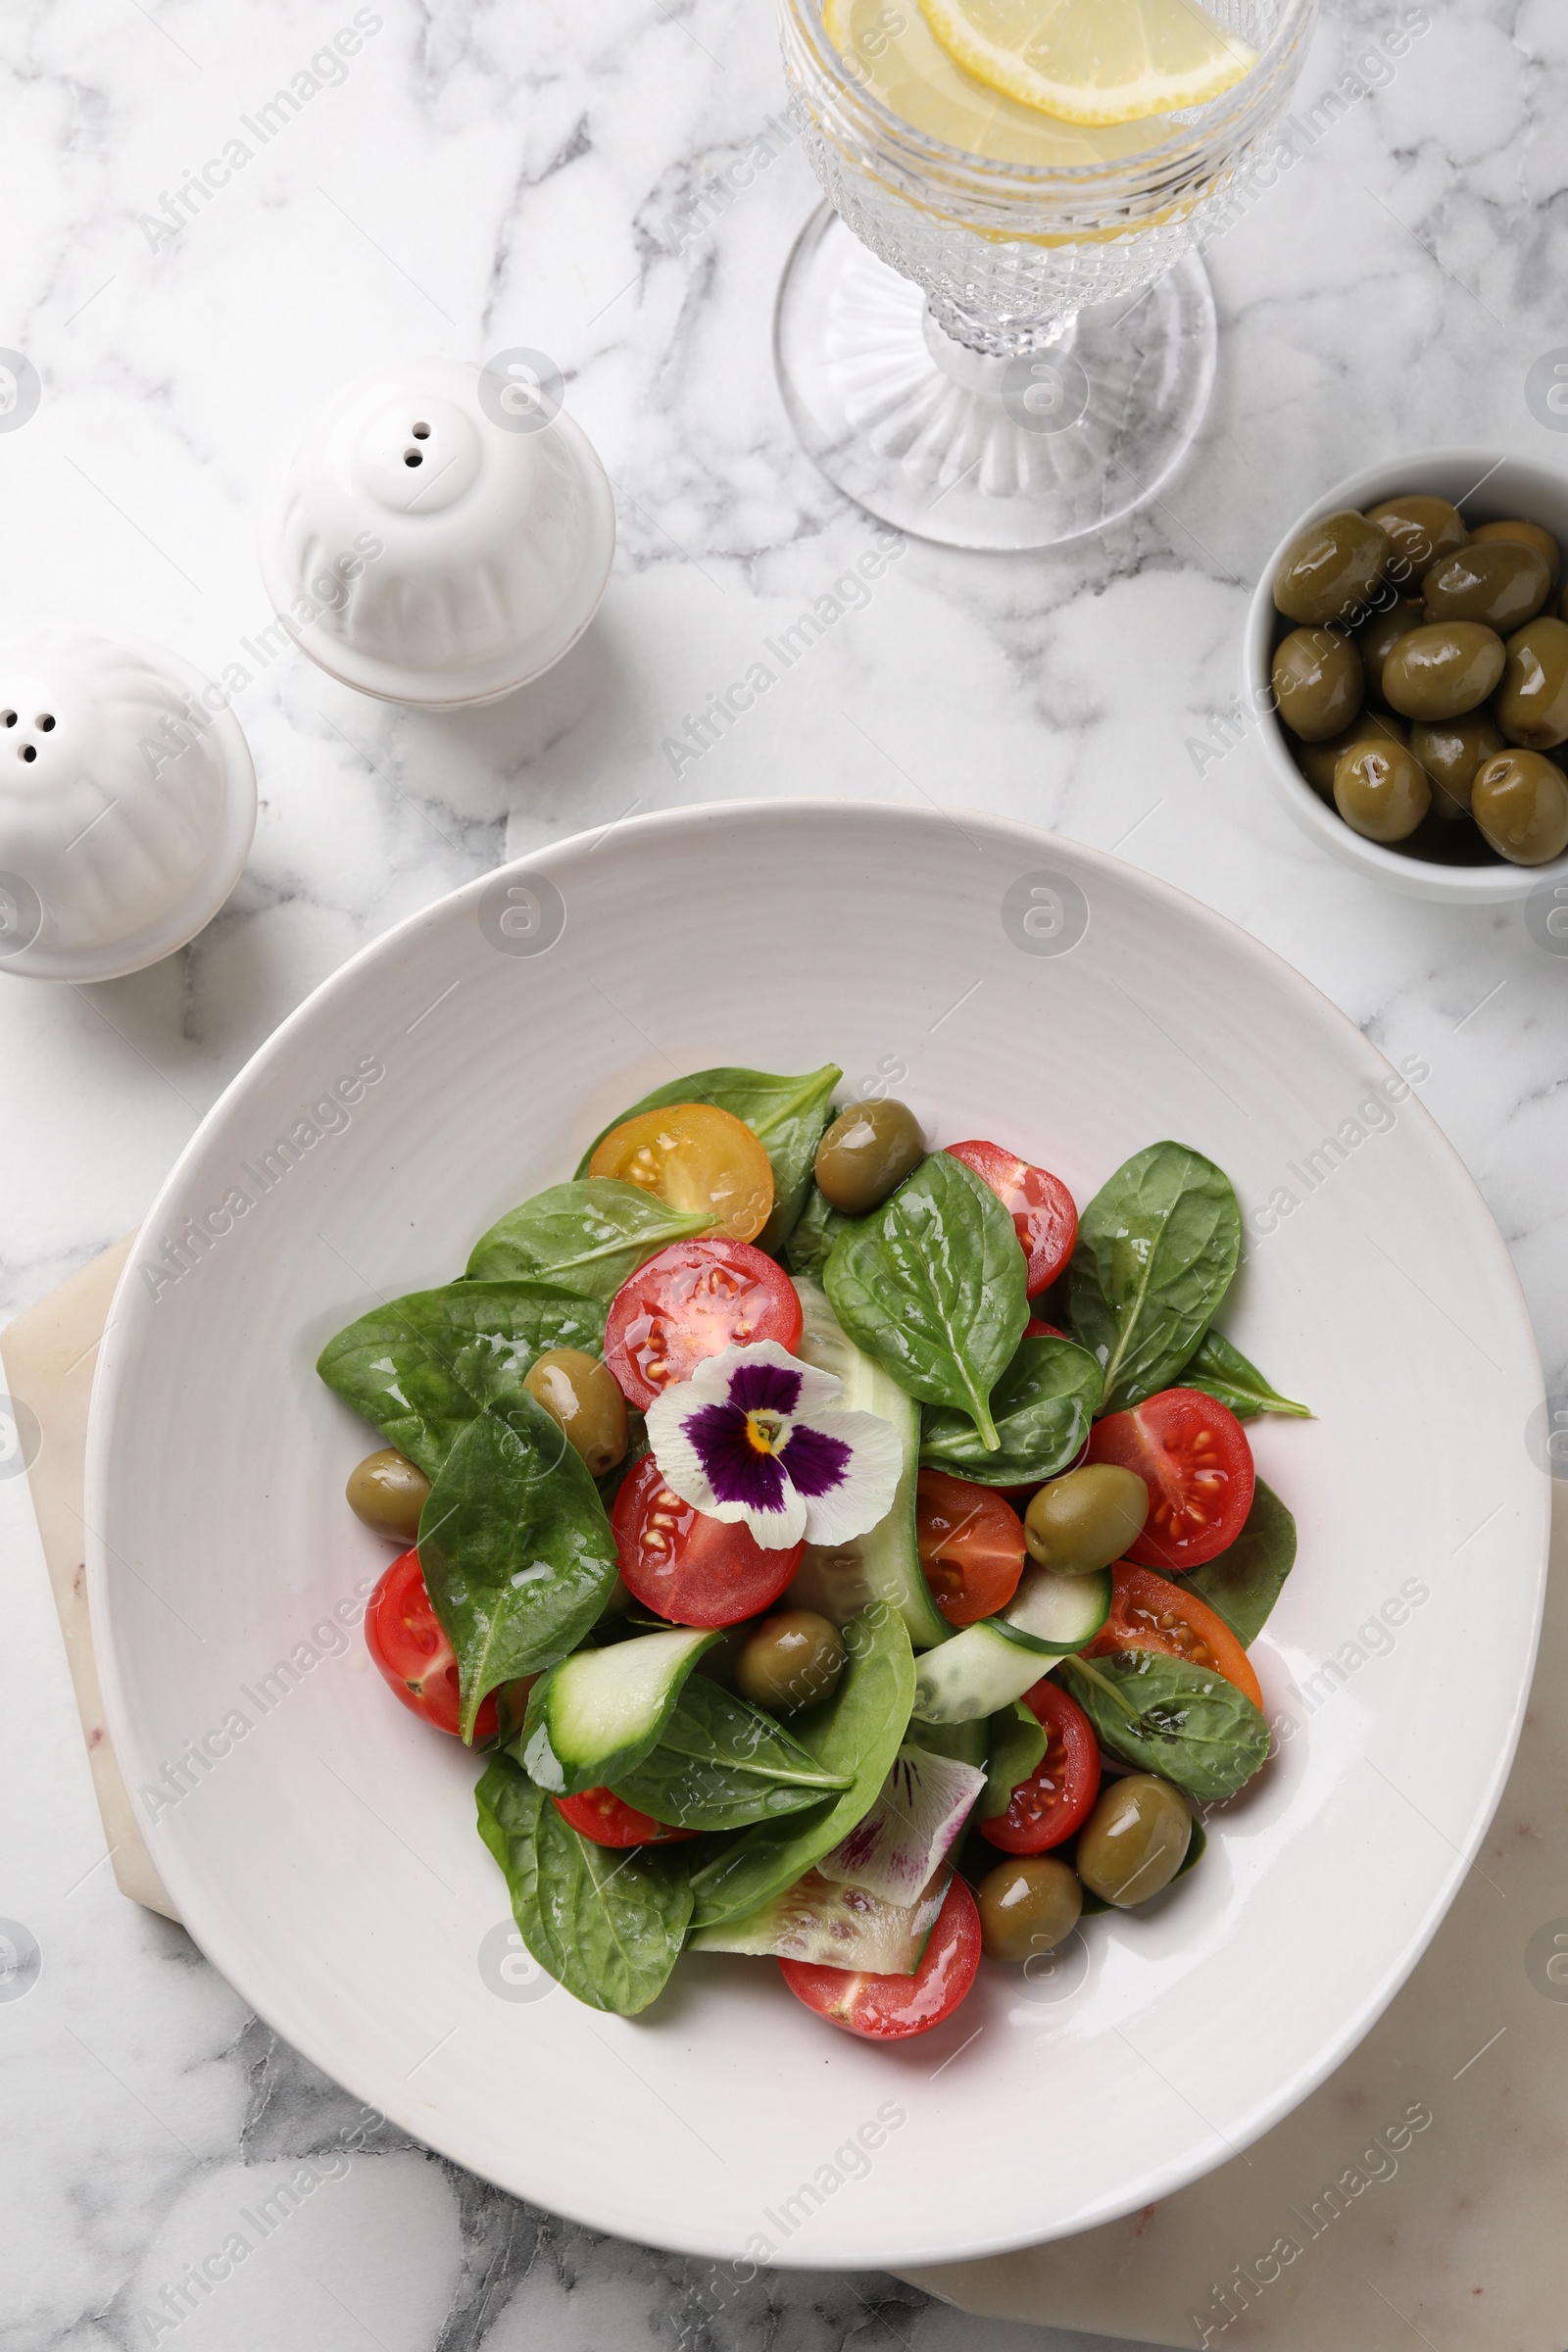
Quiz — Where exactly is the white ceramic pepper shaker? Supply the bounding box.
[256,353,616,709]
[0,623,256,982]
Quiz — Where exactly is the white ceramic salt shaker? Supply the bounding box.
[256,353,616,709]
[0,624,257,982]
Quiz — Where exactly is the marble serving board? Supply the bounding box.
[9,1239,1564,2352]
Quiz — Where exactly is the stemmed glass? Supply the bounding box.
[775,0,1318,550]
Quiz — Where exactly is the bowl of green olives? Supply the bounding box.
[1245,449,1568,901]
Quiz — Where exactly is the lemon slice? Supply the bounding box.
[915,0,1256,126]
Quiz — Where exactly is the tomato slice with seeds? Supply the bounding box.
[553,1788,697,1846]
[980,1677,1101,1853]
[779,1873,982,2039]
[366,1547,498,1741]
[915,1468,1027,1628]
[588,1102,774,1243]
[604,1237,803,1410]
[1085,1561,1263,1711]
[946,1140,1078,1298]
[1086,1388,1254,1573]
[611,1452,803,1627]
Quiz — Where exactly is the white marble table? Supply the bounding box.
[2,0,1564,2345]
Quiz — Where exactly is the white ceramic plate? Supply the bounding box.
[87,803,1547,2268]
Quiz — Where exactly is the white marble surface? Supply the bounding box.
[2,0,1565,2345]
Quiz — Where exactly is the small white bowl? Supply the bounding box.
[1244,447,1568,905]
[257,355,616,710]
[0,622,256,981]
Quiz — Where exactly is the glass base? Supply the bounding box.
[774,207,1217,553]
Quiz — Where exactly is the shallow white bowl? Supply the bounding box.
[86,803,1547,2266]
[1244,447,1568,905]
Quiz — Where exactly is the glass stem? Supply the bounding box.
[920,304,1079,393]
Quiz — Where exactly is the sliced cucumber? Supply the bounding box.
[911,1621,1052,1723]
[689,1865,948,1975]
[521,1626,717,1795]
[787,1278,949,1651]
[996,1565,1111,1656]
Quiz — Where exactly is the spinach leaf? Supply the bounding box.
[919,1332,1102,1486]
[1058,1652,1269,1803]
[466,1179,714,1301]
[611,1676,851,1832]
[1187,1476,1298,1647]
[979,1699,1048,1819]
[317,1280,605,1479]
[418,1399,619,1740]
[1185,1329,1309,1423]
[688,1602,915,1929]
[475,1755,691,2014]
[782,1184,848,1280]
[1065,1143,1241,1415]
[824,1152,1028,1449]
[576,1065,843,1252]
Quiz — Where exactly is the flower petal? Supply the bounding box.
[694,1337,843,1419]
[789,1408,905,1547]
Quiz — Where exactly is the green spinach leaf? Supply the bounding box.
[1066,1143,1241,1415]
[475,1755,691,2014]
[920,1332,1102,1485]
[824,1152,1028,1448]
[979,1699,1049,1819]
[782,1184,848,1279]
[688,1603,915,1929]
[1185,1329,1309,1423]
[466,1180,715,1300]
[576,1065,843,1252]
[1058,1651,1269,1803]
[418,1399,619,1740]
[1187,1476,1298,1647]
[317,1280,605,1479]
[612,1676,851,1832]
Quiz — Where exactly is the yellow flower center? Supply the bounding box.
[744,1409,786,1456]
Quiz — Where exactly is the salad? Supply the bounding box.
[318,1062,1305,2037]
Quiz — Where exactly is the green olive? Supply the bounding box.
[1470,751,1568,866]
[1333,741,1431,842]
[1422,540,1552,632]
[1364,493,1467,575]
[1357,600,1426,705]
[813,1098,925,1215]
[1270,626,1363,741]
[977,1855,1083,1964]
[1023,1463,1149,1575]
[1380,622,1505,721]
[1494,615,1568,750]
[1470,517,1561,589]
[1407,713,1504,821]
[734,1610,847,1715]
[1293,710,1406,801]
[522,1348,627,1478]
[1273,511,1392,626]
[1076,1774,1193,1908]
[345,1447,430,1542]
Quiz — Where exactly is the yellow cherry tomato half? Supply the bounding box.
[588,1102,774,1243]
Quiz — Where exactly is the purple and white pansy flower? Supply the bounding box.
[643,1340,902,1551]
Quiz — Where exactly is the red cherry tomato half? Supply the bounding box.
[1086,1388,1254,1572]
[1024,1317,1069,1340]
[366,1546,498,1741]
[915,1468,1027,1628]
[1085,1561,1263,1711]
[612,1452,803,1627]
[553,1788,697,1846]
[779,1873,982,2040]
[946,1141,1078,1298]
[604,1237,804,1410]
[980,1677,1101,1853]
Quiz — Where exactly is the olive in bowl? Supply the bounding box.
[1245,448,1568,901]
[813,1098,925,1214]
[1270,627,1362,740]
[1470,751,1568,865]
